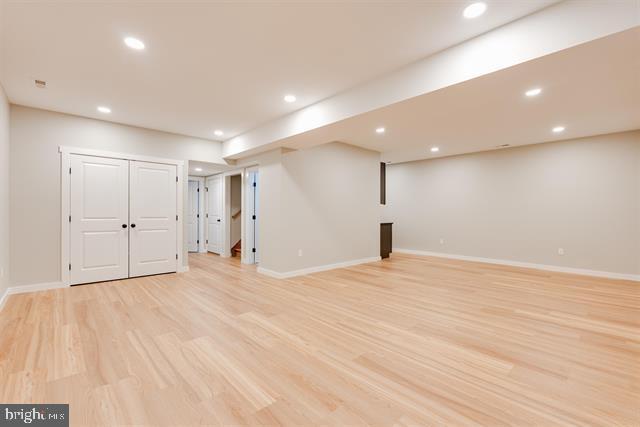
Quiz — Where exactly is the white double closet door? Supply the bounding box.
[70,154,178,285]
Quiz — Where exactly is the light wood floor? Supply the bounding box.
[0,253,638,426]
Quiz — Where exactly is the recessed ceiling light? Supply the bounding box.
[463,2,487,19]
[194,167,203,172]
[525,88,542,97]
[284,94,296,103]
[552,126,566,133]
[97,106,111,114]
[430,146,440,153]
[124,37,145,50]
[375,127,386,134]
[214,130,224,137]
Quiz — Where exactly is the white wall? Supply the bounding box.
[277,142,380,272]
[0,84,10,296]
[382,131,640,277]
[9,105,224,287]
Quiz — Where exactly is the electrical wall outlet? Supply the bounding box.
[439,238,445,245]
[558,248,565,256]
[298,249,303,257]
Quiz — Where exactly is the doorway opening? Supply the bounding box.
[229,174,242,258]
[187,160,259,266]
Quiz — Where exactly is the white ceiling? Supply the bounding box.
[1,0,558,141]
[278,27,640,163]
[188,160,232,177]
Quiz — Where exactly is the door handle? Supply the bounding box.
[122,224,128,228]
[131,224,136,228]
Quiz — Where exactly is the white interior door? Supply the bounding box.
[188,180,199,252]
[70,154,129,285]
[206,175,223,254]
[129,161,178,277]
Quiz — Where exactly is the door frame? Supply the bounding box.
[244,166,259,265]
[59,146,185,286]
[188,176,206,253]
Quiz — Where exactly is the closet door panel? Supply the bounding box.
[70,155,129,285]
[130,161,178,277]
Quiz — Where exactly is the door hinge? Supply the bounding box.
[176,176,178,182]
[206,213,209,218]
[197,214,199,218]
[69,167,72,174]
[197,188,199,192]
[68,263,71,271]
[176,215,178,221]
[252,182,256,187]
[252,215,256,220]
[206,187,209,192]
[197,239,199,244]
[69,215,71,223]
[206,239,209,244]
[176,254,178,260]
[252,248,256,253]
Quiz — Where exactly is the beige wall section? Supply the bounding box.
[0,85,10,296]
[382,130,640,276]
[234,143,380,275]
[230,174,241,247]
[9,105,224,287]
[276,142,380,273]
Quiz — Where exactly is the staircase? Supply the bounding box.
[232,240,242,257]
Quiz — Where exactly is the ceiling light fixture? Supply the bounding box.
[194,167,203,172]
[375,127,385,134]
[97,106,111,114]
[124,37,145,50]
[214,130,224,137]
[552,126,565,133]
[283,94,296,103]
[525,88,542,97]
[463,2,487,19]
[430,146,440,153]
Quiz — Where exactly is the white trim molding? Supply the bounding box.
[393,249,640,282]
[258,256,382,279]
[0,282,68,312]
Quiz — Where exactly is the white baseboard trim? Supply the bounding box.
[0,288,8,312]
[0,281,69,312]
[178,266,190,273]
[393,248,640,282]
[258,256,382,279]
